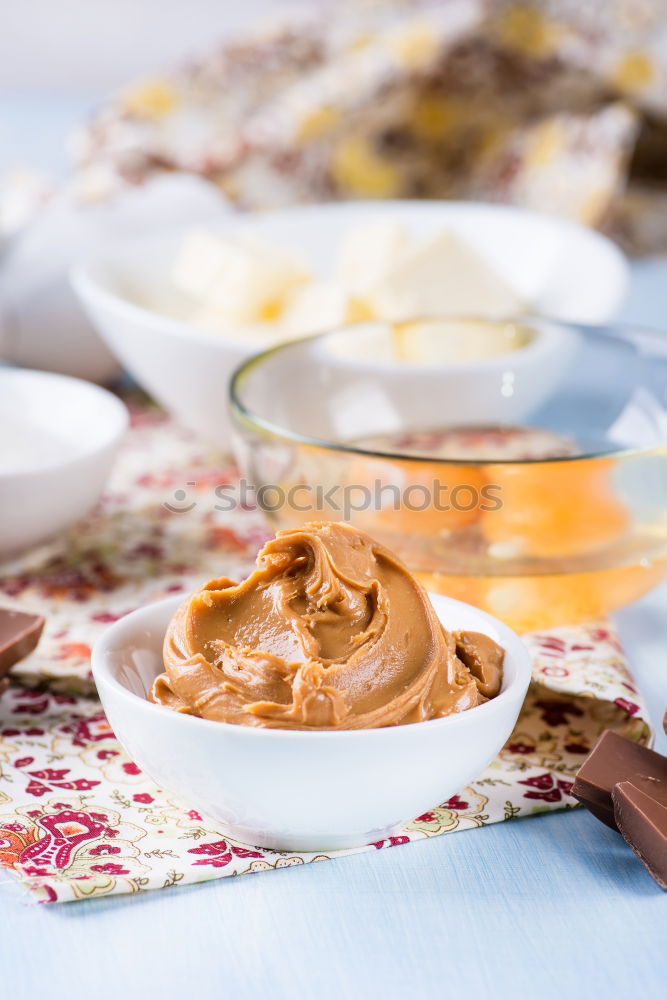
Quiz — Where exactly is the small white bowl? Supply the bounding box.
[261,316,579,435]
[0,174,230,383]
[72,200,628,445]
[91,592,531,852]
[0,368,128,557]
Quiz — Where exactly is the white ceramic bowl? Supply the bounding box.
[0,368,128,557]
[71,200,629,445]
[0,174,230,383]
[241,316,579,435]
[91,592,531,852]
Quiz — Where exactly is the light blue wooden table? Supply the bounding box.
[1,99,666,998]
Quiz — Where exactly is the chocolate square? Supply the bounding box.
[572,730,667,831]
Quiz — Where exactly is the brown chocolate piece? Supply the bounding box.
[572,730,667,831]
[0,608,45,687]
[612,782,667,891]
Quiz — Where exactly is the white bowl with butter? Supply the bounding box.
[72,200,628,444]
[92,591,531,852]
[0,368,128,557]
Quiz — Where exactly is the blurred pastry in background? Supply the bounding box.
[2,0,665,384]
[69,0,667,249]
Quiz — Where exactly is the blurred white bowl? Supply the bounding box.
[0,277,120,384]
[72,200,629,444]
[91,591,531,852]
[0,368,128,557]
[0,174,230,383]
[302,316,580,431]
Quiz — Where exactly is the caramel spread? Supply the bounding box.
[150,522,504,730]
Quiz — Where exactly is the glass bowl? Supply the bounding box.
[230,317,667,632]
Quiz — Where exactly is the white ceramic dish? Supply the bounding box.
[0,368,128,557]
[72,200,629,445]
[91,592,531,852]
[0,174,229,383]
[246,316,579,436]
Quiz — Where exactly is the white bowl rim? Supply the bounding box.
[70,198,629,353]
[0,367,129,480]
[230,312,573,378]
[229,316,667,465]
[265,314,575,377]
[91,591,532,742]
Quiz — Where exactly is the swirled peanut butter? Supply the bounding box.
[150,522,503,730]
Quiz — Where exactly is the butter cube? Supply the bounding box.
[172,228,310,323]
[367,230,523,321]
[280,280,353,338]
[334,220,412,293]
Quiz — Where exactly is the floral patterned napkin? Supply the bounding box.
[0,395,651,903]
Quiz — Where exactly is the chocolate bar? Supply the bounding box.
[571,730,667,830]
[0,607,44,690]
[612,782,667,890]
[573,729,667,890]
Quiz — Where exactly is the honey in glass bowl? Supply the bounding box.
[230,318,667,632]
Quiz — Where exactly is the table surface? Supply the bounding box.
[1,98,667,996]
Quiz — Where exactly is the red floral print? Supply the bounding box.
[25,768,100,793]
[61,713,115,747]
[186,839,263,867]
[370,836,410,849]
[29,768,69,781]
[519,773,574,803]
[230,846,264,860]
[534,699,584,727]
[442,795,469,811]
[54,643,91,661]
[14,697,50,715]
[614,698,639,716]
[520,773,553,790]
[0,823,40,868]
[533,636,567,656]
[90,863,130,875]
[415,811,437,823]
[25,781,50,798]
[507,742,536,754]
[188,839,233,868]
[19,809,108,870]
